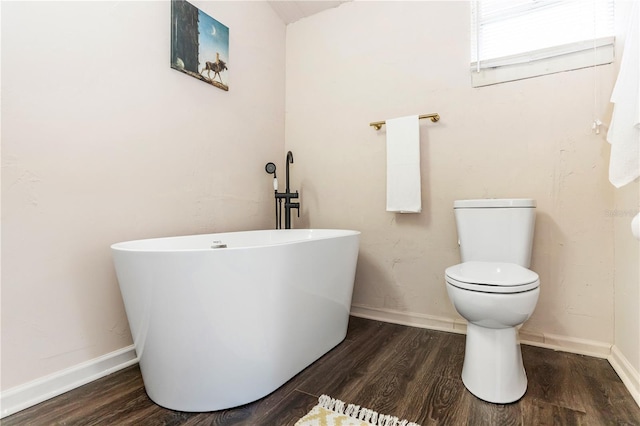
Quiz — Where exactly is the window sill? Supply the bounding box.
[470,36,615,88]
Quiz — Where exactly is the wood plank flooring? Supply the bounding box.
[2,317,640,425]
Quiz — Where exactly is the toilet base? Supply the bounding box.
[461,323,527,404]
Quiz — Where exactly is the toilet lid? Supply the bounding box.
[445,261,540,294]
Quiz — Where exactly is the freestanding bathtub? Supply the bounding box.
[111,229,360,412]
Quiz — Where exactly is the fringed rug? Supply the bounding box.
[295,394,421,426]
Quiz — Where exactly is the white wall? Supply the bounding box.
[613,181,640,392]
[611,0,640,399]
[1,1,286,391]
[286,1,618,347]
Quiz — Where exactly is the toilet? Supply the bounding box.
[445,198,540,404]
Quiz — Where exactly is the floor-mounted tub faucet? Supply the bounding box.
[282,151,300,229]
[265,151,299,229]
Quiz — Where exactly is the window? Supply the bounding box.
[471,0,615,87]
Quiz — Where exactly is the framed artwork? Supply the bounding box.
[171,0,229,91]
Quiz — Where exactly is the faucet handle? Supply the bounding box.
[288,202,300,217]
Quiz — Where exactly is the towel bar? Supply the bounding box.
[370,113,440,130]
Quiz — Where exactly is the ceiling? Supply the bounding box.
[267,1,349,24]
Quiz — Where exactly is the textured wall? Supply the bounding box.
[285,1,617,345]
[612,0,640,381]
[613,181,640,375]
[1,1,286,390]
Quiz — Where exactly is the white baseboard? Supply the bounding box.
[518,329,612,359]
[350,304,468,335]
[0,345,138,419]
[609,345,640,407]
[350,304,611,358]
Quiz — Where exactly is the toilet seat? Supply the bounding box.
[446,261,539,294]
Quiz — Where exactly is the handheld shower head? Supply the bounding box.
[266,162,278,192]
[265,162,277,178]
[265,162,280,228]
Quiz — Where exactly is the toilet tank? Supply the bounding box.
[454,199,536,267]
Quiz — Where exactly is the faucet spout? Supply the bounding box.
[286,151,294,193]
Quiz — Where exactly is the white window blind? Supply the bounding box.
[471,0,615,87]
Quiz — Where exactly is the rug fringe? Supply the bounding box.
[318,394,421,426]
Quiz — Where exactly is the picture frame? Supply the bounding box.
[170,0,229,91]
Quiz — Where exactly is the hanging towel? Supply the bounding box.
[386,115,422,213]
[607,1,640,188]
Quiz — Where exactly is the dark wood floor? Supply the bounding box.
[3,317,640,425]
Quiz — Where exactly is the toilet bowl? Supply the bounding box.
[445,198,540,404]
[446,261,539,403]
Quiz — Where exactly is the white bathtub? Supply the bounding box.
[111,229,360,412]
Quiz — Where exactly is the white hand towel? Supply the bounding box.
[386,115,421,213]
[607,1,640,188]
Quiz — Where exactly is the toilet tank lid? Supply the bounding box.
[454,198,536,208]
